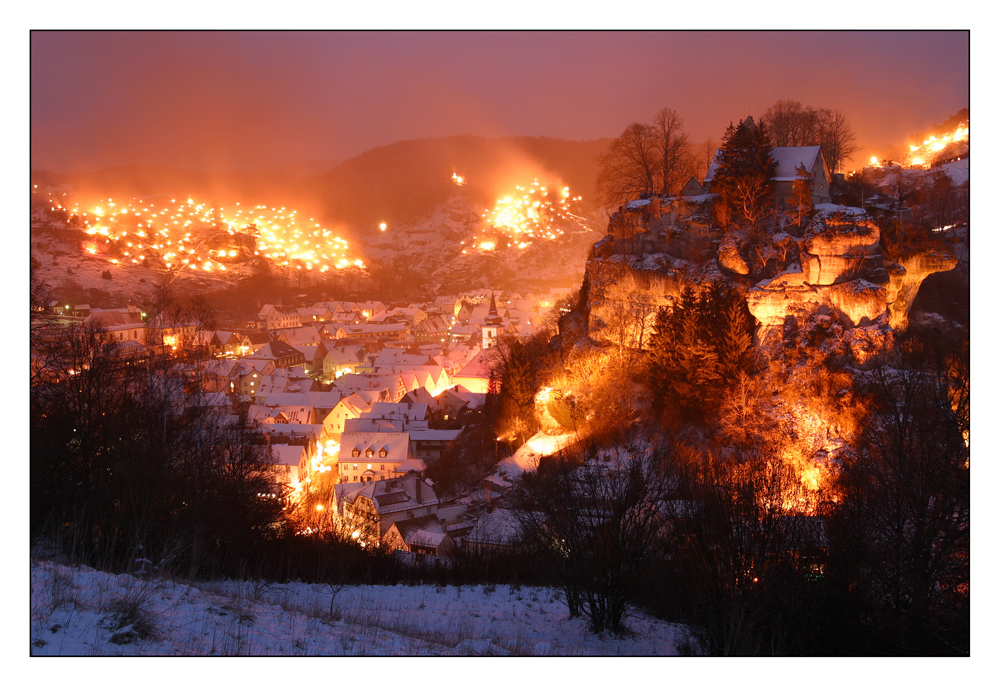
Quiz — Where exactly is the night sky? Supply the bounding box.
[30,31,969,173]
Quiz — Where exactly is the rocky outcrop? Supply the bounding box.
[576,198,956,351]
[747,208,955,341]
[799,213,881,286]
[718,233,750,275]
[885,252,960,330]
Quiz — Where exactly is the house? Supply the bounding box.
[413,315,450,343]
[770,145,833,206]
[257,304,301,331]
[322,391,379,437]
[337,431,418,483]
[452,347,502,394]
[244,340,306,369]
[332,472,441,544]
[384,516,456,556]
[247,404,318,425]
[210,331,252,357]
[334,372,404,402]
[322,344,366,381]
[85,306,147,345]
[702,118,832,207]
[268,444,305,494]
[463,508,524,555]
[680,176,706,196]
[334,323,409,345]
[258,390,344,417]
[275,325,322,348]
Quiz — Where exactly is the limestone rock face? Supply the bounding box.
[826,280,887,326]
[748,271,886,335]
[747,277,826,329]
[718,233,749,275]
[800,217,881,286]
[885,252,959,329]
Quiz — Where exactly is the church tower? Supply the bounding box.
[482,292,503,349]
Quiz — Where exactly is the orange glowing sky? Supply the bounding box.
[30,31,968,174]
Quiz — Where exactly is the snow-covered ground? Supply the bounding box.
[497,431,578,478]
[30,558,687,656]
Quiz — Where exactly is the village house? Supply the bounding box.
[384,516,456,557]
[332,472,441,546]
[243,340,306,369]
[770,145,833,206]
[334,322,409,345]
[336,431,420,483]
[268,443,305,496]
[322,344,367,381]
[322,391,380,438]
[702,117,833,207]
[452,347,501,394]
[85,306,147,345]
[257,304,302,331]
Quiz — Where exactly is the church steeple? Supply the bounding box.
[482,291,502,348]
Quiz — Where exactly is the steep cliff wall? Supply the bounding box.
[574,198,956,355]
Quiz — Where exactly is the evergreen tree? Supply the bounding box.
[647,283,756,422]
[711,117,778,226]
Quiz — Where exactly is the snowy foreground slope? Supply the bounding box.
[30,559,686,656]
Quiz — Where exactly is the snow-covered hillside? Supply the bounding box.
[30,559,687,656]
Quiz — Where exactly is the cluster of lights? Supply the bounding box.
[867,122,969,170]
[906,122,969,167]
[465,178,587,253]
[36,192,364,273]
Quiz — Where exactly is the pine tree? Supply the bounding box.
[711,117,778,226]
[647,283,756,422]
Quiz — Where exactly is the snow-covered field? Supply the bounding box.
[30,558,687,656]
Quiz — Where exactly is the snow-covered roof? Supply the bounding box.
[705,145,827,183]
[270,444,306,466]
[465,509,523,546]
[771,145,825,181]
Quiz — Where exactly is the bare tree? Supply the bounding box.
[761,100,858,173]
[596,122,660,207]
[698,136,719,183]
[841,330,969,654]
[514,443,672,634]
[652,107,693,197]
[816,108,859,174]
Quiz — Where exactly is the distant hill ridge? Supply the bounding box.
[33,135,612,235]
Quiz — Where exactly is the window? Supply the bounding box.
[352,449,360,458]
[366,448,374,458]
[379,447,388,458]
[367,464,372,470]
